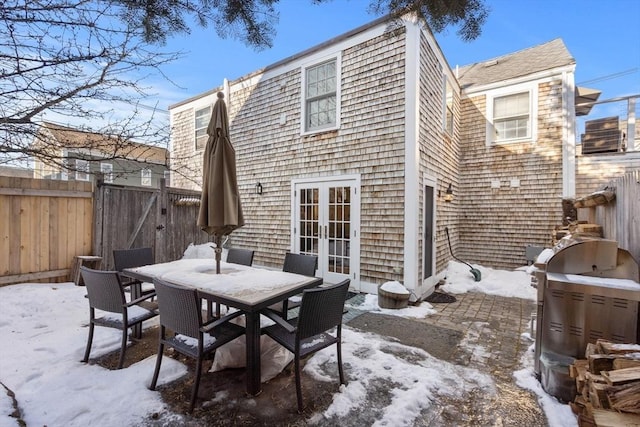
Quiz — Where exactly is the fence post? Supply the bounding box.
[155,178,168,262]
[93,174,104,259]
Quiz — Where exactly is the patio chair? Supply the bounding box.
[226,248,255,266]
[80,266,159,369]
[149,278,245,412]
[113,247,155,298]
[261,279,350,412]
[268,252,318,319]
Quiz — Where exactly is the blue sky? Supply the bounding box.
[156,0,640,119]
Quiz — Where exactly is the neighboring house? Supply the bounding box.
[168,15,632,300]
[32,122,169,188]
[0,166,33,178]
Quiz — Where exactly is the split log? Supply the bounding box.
[592,409,640,427]
[606,382,640,414]
[601,367,640,386]
[588,354,617,375]
[596,340,640,355]
[589,382,610,409]
[613,358,640,370]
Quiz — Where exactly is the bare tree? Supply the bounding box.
[0,1,178,172]
[1,0,488,176]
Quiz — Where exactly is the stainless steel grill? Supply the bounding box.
[531,237,640,402]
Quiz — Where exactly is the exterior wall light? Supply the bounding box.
[444,183,453,202]
[255,182,263,195]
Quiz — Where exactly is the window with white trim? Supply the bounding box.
[141,168,152,186]
[303,58,338,132]
[492,92,530,142]
[444,77,454,135]
[163,170,170,186]
[75,159,90,181]
[195,106,211,151]
[100,162,113,183]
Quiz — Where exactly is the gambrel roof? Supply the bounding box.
[457,38,575,90]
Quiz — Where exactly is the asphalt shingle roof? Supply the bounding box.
[457,38,575,91]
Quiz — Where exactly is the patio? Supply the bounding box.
[1,261,571,426]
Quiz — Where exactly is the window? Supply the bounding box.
[75,159,90,181]
[492,92,530,142]
[163,170,170,186]
[141,168,152,186]
[444,77,454,135]
[100,162,113,183]
[303,58,339,132]
[195,106,211,151]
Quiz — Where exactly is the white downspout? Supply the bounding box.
[562,71,576,198]
[403,21,421,297]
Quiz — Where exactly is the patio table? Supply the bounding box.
[122,258,322,396]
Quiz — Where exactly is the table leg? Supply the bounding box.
[245,311,262,396]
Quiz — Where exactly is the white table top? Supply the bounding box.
[125,258,320,308]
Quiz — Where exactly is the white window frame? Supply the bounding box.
[301,54,341,135]
[443,75,454,135]
[141,168,152,186]
[100,162,113,183]
[60,156,69,181]
[75,159,90,181]
[194,105,211,151]
[485,82,538,145]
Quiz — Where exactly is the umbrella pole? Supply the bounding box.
[214,235,222,274]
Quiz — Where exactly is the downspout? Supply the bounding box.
[403,20,421,298]
[562,70,576,198]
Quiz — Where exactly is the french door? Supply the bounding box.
[292,177,360,288]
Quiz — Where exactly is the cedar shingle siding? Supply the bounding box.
[170,16,590,296]
[458,82,565,269]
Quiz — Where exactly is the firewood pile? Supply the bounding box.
[552,221,603,245]
[569,339,640,426]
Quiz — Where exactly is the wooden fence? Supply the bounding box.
[94,180,210,270]
[582,170,640,262]
[0,177,211,286]
[0,177,93,285]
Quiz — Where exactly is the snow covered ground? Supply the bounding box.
[0,260,576,426]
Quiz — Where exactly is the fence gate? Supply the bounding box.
[94,180,210,269]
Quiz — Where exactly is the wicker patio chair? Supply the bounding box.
[268,252,318,319]
[149,278,245,412]
[113,247,155,298]
[80,266,159,369]
[261,279,350,412]
[226,248,255,266]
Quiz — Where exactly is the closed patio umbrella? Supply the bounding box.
[197,92,244,273]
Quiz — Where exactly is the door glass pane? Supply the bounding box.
[299,188,319,257]
[328,186,350,274]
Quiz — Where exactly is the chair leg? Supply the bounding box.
[337,341,345,385]
[117,327,128,369]
[149,341,164,390]
[190,355,203,412]
[294,354,303,412]
[82,322,94,363]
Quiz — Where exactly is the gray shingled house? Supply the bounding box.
[168,15,590,301]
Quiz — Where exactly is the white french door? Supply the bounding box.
[292,176,360,288]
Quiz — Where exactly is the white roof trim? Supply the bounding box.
[462,64,576,96]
